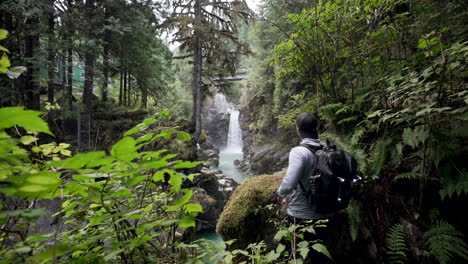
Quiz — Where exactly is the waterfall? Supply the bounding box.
[226,109,243,153]
[213,93,229,114]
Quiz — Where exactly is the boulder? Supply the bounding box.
[216,173,284,250]
[218,176,239,201]
[190,187,219,232]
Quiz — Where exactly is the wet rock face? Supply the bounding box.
[191,167,239,232]
[198,139,220,169]
[202,94,231,149]
[235,146,289,176]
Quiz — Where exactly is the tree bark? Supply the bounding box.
[192,0,202,142]
[47,0,55,104]
[141,84,147,109]
[127,71,131,106]
[66,0,74,110]
[123,65,127,106]
[25,18,40,110]
[119,61,123,105]
[102,0,110,102]
[82,0,96,114]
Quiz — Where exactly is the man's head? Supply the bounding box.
[296,112,318,139]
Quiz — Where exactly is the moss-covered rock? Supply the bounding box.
[216,173,284,249]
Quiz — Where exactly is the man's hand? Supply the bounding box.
[275,192,284,205]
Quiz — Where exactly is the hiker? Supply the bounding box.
[276,112,334,264]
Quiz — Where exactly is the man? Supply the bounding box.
[276,112,333,264]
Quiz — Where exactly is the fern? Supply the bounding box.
[385,223,407,264]
[336,116,358,126]
[347,200,362,242]
[423,221,468,264]
[350,128,365,146]
[439,171,468,200]
[394,172,421,181]
[372,138,393,177]
[321,132,368,175]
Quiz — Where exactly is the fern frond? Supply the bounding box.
[372,138,393,177]
[321,133,369,175]
[423,220,468,264]
[337,116,358,126]
[394,172,421,181]
[347,200,362,242]
[439,171,468,200]
[385,223,407,264]
[351,128,366,146]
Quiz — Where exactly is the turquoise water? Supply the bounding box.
[217,151,247,183]
[195,230,224,243]
[194,150,247,262]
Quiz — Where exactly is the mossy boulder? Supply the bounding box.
[216,173,284,249]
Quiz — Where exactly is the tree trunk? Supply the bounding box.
[102,0,110,102]
[25,18,40,110]
[141,84,147,109]
[47,0,55,104]
[82,0,96,114]
[123,65,127,106]
[192,0,202,142]
[127,71,131,106]
[119,62,123,105]
[66,0,74,110]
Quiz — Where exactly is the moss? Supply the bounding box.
[216,173,284,243]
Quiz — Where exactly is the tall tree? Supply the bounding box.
[82,0,96,114]
[163,0,251,142]
[47,0,55,104]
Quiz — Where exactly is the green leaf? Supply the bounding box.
[0,209,47,220]
[168,172,182,192]
[124,176,146,186]
[104,249,124,261]
[167,189,192,211]
[19,185,49,192]
[59,151,106,169]
[111,137,138,162]
[0,107,53,135]
[299,247,310,259]
[27,172,61,185]
[173,160,203,169]
[184,203,203,213]
[20,135,38,145]
[0,53,10,73]
[0,45,9,53]
[176,131,191,141]
[141,160,167,169]
[312,243,332,259]
[6,66,27,79]
[0,29,7,40]
[32,244,69,261]
[178,215,195,228]
[418,39,428,49]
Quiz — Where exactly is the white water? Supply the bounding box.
[226,110,243,153]
[213,93,229,114]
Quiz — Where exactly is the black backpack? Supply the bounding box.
[298,142,362,214]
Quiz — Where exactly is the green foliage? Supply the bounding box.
[423,221,468,264]
[439,170,468,200]
[347,200,362,242]
[385,223,408,264]
[0,107,207,263]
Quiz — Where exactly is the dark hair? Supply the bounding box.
[296,112,318,139]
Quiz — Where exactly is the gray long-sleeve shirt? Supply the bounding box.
[276,138,332,220]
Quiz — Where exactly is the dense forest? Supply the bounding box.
[0,0,467,263]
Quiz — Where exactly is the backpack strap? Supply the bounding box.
[297,143,323,193]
